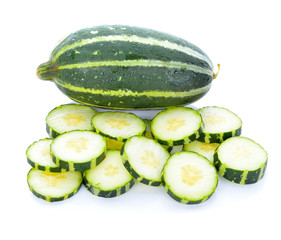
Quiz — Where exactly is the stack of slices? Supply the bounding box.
[26,103,268,204]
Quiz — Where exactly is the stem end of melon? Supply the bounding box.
[36,61,56,80]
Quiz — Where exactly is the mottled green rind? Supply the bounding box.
[37,25,214,109]
[197,127,242,143]
[27,169,83,202]
[151,107,203,146]
[120,143,163,186]
[51,150,106,172]
[26,138,65,172]
[162,178,213,205]
[83,175,135,198]
[214,152,268,184]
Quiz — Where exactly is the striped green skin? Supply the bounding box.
[151,107,203,147]
[46,103,98,138]
[213,137,268,184]
[26,138,66,173]
[37,25,214,109]
[197,128,241,144]
[83,176,135,198]
[50,130,107,172]
[197,106,242,143]
[51,151,106,172]
[27,168,83,202]
[120,137,169,186]
[161,151,218,204]
[214,156,267,184]
[162,181,212,205]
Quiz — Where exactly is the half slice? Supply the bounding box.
[91,111,146,142]
[151,107,202,146]
[26,138,64,172]
[51,130,106,171]
[27,168,83,202]
[162,151,218,204]
[46,103,98,137]
[214,136,268,184]
[121,136,170,186]
[83,150,135,198]
[197,106,242,143]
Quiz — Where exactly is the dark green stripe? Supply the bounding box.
[55,66,212,92]
[54,40,212,70]
[83,174,135,198]
[198,127,242,143]
[51,25,211,61]
[57,83,209,109]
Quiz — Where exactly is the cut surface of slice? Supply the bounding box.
[151,107,202,146]
[51,130,106,171]
[26,138,65,172]
[91,111,146,142]
[46,103,98,137]
[198,106,242,143]
[27,168,83,202]
[83,150,134,198]
[121,136,170,186]
[184,140,219,164]
[214,136,268,184]
[162,151,218,204]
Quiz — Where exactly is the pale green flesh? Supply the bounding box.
[123,136,170,182]
[163,151,218,201]
[84,150,133,191]
[27,169,82,198]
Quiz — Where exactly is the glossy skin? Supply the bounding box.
[37,25,214,109]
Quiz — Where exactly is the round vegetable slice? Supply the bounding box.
[197,106,242,143]
[46,103,98,137]
[50,130,106,171]
[162,151,218,204]
[91,111,146,142]
[121,136,170,186]
[214,136,268,184]
[184,140,219,164]
[27,168,83,202]
[151,107,202,146]
[26,138,65,172]
[83,150,135,198]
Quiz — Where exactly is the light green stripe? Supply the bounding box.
[218,163,226,177]
[240,170,248,184]
[57,60,213,76]
[54,79,211,98]
[52,35,213,68]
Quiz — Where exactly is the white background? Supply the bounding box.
[1,0,280,239]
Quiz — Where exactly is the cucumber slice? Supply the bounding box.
[91,111,146,142]
[214,136,268,184]
[143,119,182,154]
[46,103,98,137]
[151,107,202,146]
[26,138,65,172]
[50,130,106,171]
[27,168,83,202]
[121,136,170,186]
[162,151,218,204]
[184,140,219,164]
[197,106,242,143]
[83,150,135,198]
